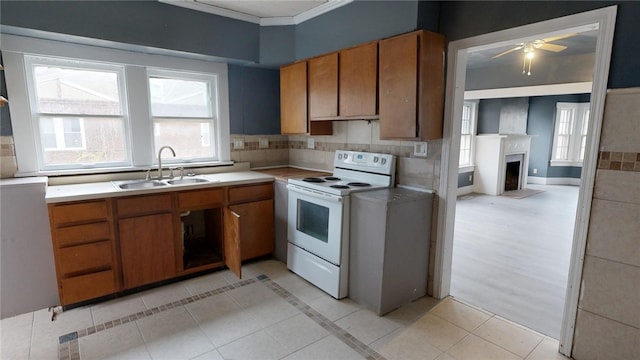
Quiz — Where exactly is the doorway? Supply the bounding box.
[434,6,617,357]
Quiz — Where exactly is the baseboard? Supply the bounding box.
[527,176,581,186]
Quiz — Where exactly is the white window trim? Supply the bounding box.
[24,55,131,170]
[459,100,478,168]
[550,102,590,167]
[2,33,231,176]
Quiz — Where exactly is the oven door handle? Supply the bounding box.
[287,184,343,203]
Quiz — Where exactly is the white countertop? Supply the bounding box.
[45,171,274,203]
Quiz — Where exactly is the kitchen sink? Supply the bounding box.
[112,176,216,191]
[167,178,210,185]
[114,180,168,190]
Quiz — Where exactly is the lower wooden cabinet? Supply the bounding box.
[48,199,119,306]
[48,181,274,307]
[119,213,176,289]
[224,199,275,278]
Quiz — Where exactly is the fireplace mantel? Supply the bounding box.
[473,134,532,195]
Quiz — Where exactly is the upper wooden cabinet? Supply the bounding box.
[308,52,338,118]
[280,61,308,135]
[307,43,378,120]
[379,30,445,140]
[280,61,332,135]
[339,42,378,118]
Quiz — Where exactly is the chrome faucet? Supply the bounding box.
[157,145,176,179]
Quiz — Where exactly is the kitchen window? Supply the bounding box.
[3,33,231,175]
[25,56,129,170]
[551,102,590,167]
[148,69,217,163]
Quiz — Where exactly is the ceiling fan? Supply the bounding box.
[492,33,578,75]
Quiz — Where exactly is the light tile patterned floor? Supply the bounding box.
[0,259,569,360]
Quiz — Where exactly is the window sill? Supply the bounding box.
[459,165,476,173]
[550,160,583,167]
[14,161,235,178]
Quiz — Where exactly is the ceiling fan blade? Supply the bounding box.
[537,43,567,52]
[541,33,579,43]
[491,46,523,59]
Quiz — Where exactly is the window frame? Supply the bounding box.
[24,55,132,170]
[459,100,478,169]
[146,68,219,165]
[550,102,590,167]
[2,33,231,176]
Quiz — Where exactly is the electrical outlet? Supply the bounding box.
[533,168,538,174]
[413,142,428,157]
[307,138,315,149]
[233,139,244,149]
[259,138,269,149]
[468,174,473,182]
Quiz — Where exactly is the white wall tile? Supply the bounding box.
[594,169,640,204]
[572,309,640,360]
[600,90,640,152]
[587,199,640,267]
[579,255,640,328]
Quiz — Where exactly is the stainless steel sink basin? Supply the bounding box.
[112,176,215,190]
[167,178,210,185]
[114,180,168,190]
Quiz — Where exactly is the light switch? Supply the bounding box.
[307,138,315,149]
[413,142,428,157]
[259,138,269,149]
[233,139,244,149]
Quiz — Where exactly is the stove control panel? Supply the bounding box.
[334,150,395,176]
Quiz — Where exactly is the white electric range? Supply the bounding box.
[286,150,396,298]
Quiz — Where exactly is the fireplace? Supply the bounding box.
[474,134,532,195]
[504,154,525,191]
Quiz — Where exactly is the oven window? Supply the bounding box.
[296,199,329,243]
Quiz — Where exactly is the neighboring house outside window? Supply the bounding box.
[459,100,478,168]
[551,102,590,167]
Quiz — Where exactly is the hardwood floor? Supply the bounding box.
[451,184,579,339]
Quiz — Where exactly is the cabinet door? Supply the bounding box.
[233,199,274,261]
[340,42,378,117]
[223,207,242,278]
[119,213,176,289]
[308,53,338,118]
[280,61,308,134]
[379,32,419,139]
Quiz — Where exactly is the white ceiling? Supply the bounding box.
[159,0,353,26]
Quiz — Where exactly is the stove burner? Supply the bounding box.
[347,182,371,187]
[324,176,341,181]
[302,177,325,183]
[330,185,350,189]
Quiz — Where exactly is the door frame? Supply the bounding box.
[433,6,617,356]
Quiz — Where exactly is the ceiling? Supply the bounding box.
[466,30,598,69]
[160,1,597,71]
[159,0,352,26]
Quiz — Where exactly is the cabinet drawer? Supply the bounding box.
[58,241,113,276]
[55,221,112,248]
[116,194,173,217]
[178,188,224,210]
[228,183,273,204]
[50,200,109,225]
[61,270,116,305]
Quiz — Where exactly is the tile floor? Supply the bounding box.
[1,259,569,360]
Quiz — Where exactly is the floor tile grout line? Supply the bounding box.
[259,276,387,360]
[56,275,260,360]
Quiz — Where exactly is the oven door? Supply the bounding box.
[287,184,345,265]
